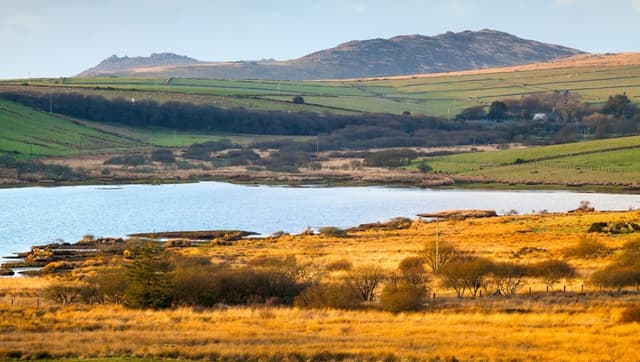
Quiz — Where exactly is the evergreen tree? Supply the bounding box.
[487,101,508,121]
[124,239,175,309]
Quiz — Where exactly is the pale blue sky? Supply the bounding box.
[1,0,639,79]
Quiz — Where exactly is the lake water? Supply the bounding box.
[1,181,640,261]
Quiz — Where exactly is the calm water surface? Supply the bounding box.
[1,182,639,260]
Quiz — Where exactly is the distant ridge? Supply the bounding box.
[77,29,584,80]
[79,52,198,76]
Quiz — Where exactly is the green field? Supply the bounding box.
[76,120,314,147]
[0,99,313,158]
[0,99,144,157]
[417,135,640,185]
[5,63,639,118]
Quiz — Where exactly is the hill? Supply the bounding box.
[0,99,143,157]
[9,53,639,118]
[78,29,583,80]
[78,52,198,77]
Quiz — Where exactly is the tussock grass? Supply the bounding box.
[2,210,640,360]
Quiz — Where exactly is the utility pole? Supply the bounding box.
[435,217,440,273]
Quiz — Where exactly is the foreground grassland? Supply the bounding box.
[0,100,143,157]
[416,135,640,187]
[1,210,640,360]
[4,58,639,117]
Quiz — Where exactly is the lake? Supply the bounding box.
[2,182,640,261]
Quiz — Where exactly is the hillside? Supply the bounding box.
[8,53,639,118]
[78,29,583,80]
[78,52,198,77]
[0,99,143,157]
[417,135,640,187]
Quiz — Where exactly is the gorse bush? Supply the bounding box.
[380,283,427,313]
[620,305,640,323]
[318,227,348,238]
[563,238,610,259]
[104,154,147,166]
[294,283,362,310]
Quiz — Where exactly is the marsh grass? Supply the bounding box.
[2,210,640,360]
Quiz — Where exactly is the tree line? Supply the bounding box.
[0,90,575,149]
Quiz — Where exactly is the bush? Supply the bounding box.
[563,238,610,259]
[588,222,609,233]
[103,154,146,166]
[294,283,362,310]
[363,149,418,168]
[42,279,86,306]
[380,284,427,313]
[416,161,433,173]
[439,257,494,298]
[620,305,640,323]
[528,260,576,290]
[183,140,235,161]
[87,267,128,304]
[591,265,640,293]
[489,262,527,296]
[326,259,353,271]
[151,149,176,163]
[344,265,387,302]
[174,261,305,306]
[318,226,347,238]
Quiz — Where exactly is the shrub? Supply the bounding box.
[439,257,494,298]
[588,222,609,233]
[183,140,235,161]
[87,267,128,304]
[591,265,640,293]
[421,239,458,273]
[489,262,527,296]
[42,279,86,306]
[620,305,640,323]
[528,260,576,290]
[151,149,176,163]
[363,149,418,168]
[294,283,362,310]
[103,154,146,166]
[174,261,305,306]
[380,284,427,313]
[416,161,433,173]
[292,95,305,104]
[563,238,610,259]
[344,265,387,302]
[318,226,347,238]
[326,259,353,271]
[40,261,75,274]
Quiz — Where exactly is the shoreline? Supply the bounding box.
[2,174,640,194]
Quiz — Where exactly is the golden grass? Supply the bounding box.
[1,210,640,360]
[1,302,639,360]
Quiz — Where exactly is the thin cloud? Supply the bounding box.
[632,0,640,13]
[552,0,579,6]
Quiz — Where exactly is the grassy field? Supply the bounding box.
[416,135,640,185]
[1,210,640,360]
[4,59,639,118]
[76,119,314,148]
[0,100,144,157]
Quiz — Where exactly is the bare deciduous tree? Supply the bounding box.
[344,265,387,302]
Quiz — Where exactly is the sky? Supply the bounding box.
[1,0,639,79]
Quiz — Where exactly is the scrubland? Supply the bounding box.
[1,210,640,361]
